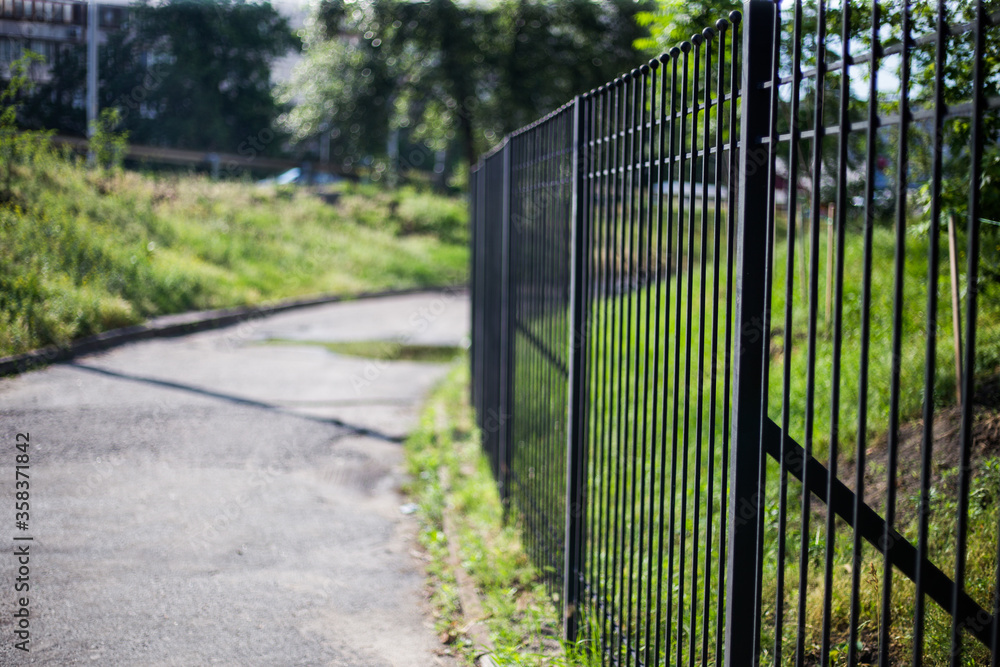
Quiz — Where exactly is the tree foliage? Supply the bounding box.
[25,0,297,154]
[91,108,129,171]
[633,0,739,54]
[635,0,1000,298]
[279,0,653,172]
[2,51,50,200]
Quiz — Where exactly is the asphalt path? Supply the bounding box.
[0,290,468,665]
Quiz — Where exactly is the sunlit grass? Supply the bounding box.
[511,210,1000,665]
[404,362,589,666]
[0,140,468,357]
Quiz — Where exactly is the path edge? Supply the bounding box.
[0,284,467,378]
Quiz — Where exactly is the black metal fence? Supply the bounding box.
[470,1,1000,665]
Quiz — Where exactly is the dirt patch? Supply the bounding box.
[842,373,1000,527]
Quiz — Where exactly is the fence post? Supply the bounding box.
[498,140,512,506]
[472,164,485,428]
[725,2,774,666]
[564,94,590,643]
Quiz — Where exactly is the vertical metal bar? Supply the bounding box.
[643,55,663,667]
[551,114,560,583]
[683,34,704,667]
[483,158,493,458]
[603,77,623,661]
[470,164,480,419]
[565,94,589,643]
[581,107,593,623]
[672,43,691,667]
[847,4,878,667]
[880,2,909,664]
[797,3,826,663]
[528,126,541,571]
[633,61,656,666]
[623,66,644,666]
[512,135,524,523]
[749,2,773,655]
[477,162,486,428]
[499,140,513,507]
[612,73,629,664]
[694,28,714,666]
[623,67,641,664]
[549,113,561,588]
[675,40,693,667]
[536,122,545,563]
[776,3,805,662]
[820,0,851,664]
[469,165,475,413]
[722,12,743,660]
[724,3,774,666]
[585,84,603,642]
[564,109,575,591]
[913,2,947,661]
[704,23,726,665]
[508,147,517,500]
[950,2,985,663]
[655,48,680,665]
[820,0,850,659]
[596,84,616,658]
[544,117,554,580]
[590,87,602,651]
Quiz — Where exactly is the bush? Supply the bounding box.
[333,182,468,244]
[396,190,468,244]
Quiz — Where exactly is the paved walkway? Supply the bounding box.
[0,290,468,665]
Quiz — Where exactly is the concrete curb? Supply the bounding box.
[0,285,466,378]
[437,466,499,667]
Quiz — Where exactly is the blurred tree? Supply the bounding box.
[892,0,1000,293]
[636,2,887,216]
[633,0,740,54]
[2,51,47,201]
[91,108,129,171]
[279,0,652,173]
[638,0,1000,312]
[25,0,297,154]
[21,46,86,135]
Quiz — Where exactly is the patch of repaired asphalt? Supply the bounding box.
[0,289,468,665]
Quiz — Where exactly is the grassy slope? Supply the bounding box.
[0,144,468,357]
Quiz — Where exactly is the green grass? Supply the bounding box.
[506,210,1000,665]
[404,361,603,666]
[0,137,468,358]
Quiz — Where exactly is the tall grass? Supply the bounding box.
[0,140,468,357]
[507,210,1000,664]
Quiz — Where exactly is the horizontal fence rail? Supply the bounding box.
[469,1,1000,665]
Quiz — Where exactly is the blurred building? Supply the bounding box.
[0,0,127,81]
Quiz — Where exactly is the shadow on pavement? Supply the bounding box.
[67,361,404,444]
